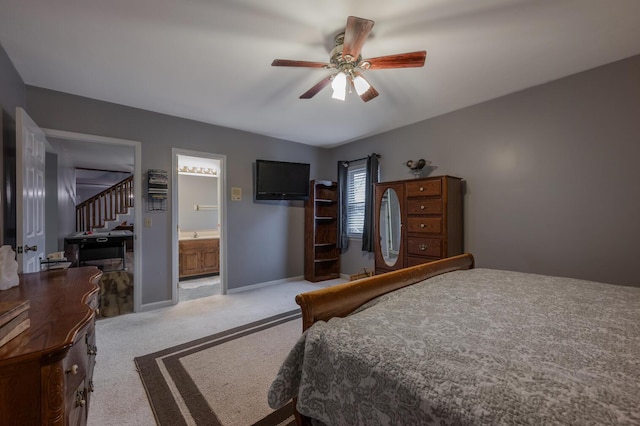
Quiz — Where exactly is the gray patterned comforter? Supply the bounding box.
[268,268,640,425]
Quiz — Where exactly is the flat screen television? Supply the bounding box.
[255,159,310,200]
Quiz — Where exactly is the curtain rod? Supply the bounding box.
[343,153,381,165]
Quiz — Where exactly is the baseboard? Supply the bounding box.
[138,275,309,310]
[226,275,305,294]
[340,273,350,280]
[139,299,174,312]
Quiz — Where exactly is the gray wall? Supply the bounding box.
[57,166,77,250]
[329,54,640,287]
[178,174,219,232]
[0,43,26,246]
[23,86,325,303]
[45,152,58,255]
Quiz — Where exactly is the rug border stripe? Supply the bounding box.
[165,314,301,424]
[134,309,301,425]
[135,351,189,426]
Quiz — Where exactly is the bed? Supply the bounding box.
[268,254,640,425]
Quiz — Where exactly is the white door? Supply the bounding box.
[16,107,46,273]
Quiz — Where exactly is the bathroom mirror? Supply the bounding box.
[379,188,402,267]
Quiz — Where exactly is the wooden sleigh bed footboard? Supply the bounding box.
[291,253,475,425]
[295,253,475,331]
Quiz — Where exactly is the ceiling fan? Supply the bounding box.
[271,16,427,102]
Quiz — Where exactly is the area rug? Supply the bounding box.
[134,310,301,426]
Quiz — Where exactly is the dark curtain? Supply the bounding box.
[336,161,349,252]
[361,153,379,252]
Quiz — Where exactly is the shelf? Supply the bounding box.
[313,273,340,280]
[314,257,339,263]
[305,179,340,282]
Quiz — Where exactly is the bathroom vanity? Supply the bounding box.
[178,232,219,278]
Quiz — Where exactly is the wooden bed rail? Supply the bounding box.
[295,253,475,331]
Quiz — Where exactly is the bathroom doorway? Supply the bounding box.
[171,149,226,303]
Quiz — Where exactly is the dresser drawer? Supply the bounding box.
[407,256,440,267]
[407,198,442,215]
[406,217,442,234]
[407,237,442,257]
[63,323,93,398]
[406,179,441,197]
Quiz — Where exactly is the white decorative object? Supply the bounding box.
[0,245,19,290]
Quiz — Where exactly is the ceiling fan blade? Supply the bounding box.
[300,75,333,99]
[360,84,379,102]
[361,51,427,70]
[353,73,379,102]
[271,59,329,68]
[342,16,374,61]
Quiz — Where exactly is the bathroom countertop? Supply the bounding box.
[178,230,219,240]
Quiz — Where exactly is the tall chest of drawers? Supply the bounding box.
[0,267,101,425]
[374,176,463,274]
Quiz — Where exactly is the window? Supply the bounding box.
[346,162,367,237]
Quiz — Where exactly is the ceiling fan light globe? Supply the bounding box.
[353,75,371,95]
[331,72,347,101]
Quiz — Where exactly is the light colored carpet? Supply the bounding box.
[179,276,221,301]
[88,277,346,426]
[135,311,301,425]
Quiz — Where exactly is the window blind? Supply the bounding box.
[347,162,366,236]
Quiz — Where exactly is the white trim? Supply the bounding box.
[42,128,143,313]
[139,299,174,312]
[226,275,305,294]
[172,148,227,304]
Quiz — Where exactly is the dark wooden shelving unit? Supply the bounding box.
[304,180,340,282]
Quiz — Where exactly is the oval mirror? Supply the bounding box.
[379,188,401,267]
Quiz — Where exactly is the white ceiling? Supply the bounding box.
[2,0,640,148]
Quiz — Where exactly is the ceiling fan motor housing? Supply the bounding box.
[330,33,366,76]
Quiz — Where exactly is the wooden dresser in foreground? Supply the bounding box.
[0,267,102,425]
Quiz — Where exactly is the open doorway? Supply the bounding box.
[171,149,226,303]
[43,128,142,314]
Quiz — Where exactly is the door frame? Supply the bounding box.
[42,128,143,313]
[171,148,227,304]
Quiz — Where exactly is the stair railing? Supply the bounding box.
[76,175,134,232]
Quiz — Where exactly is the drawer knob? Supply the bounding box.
[420,205,425,210]
[419,187,424,192]
[75,390,86,407]
[419,244,428,251]
[420,223,425,228]
[66,364,79,375]
[87,344,98,356]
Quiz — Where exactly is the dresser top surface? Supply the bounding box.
[0,267,101,364]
